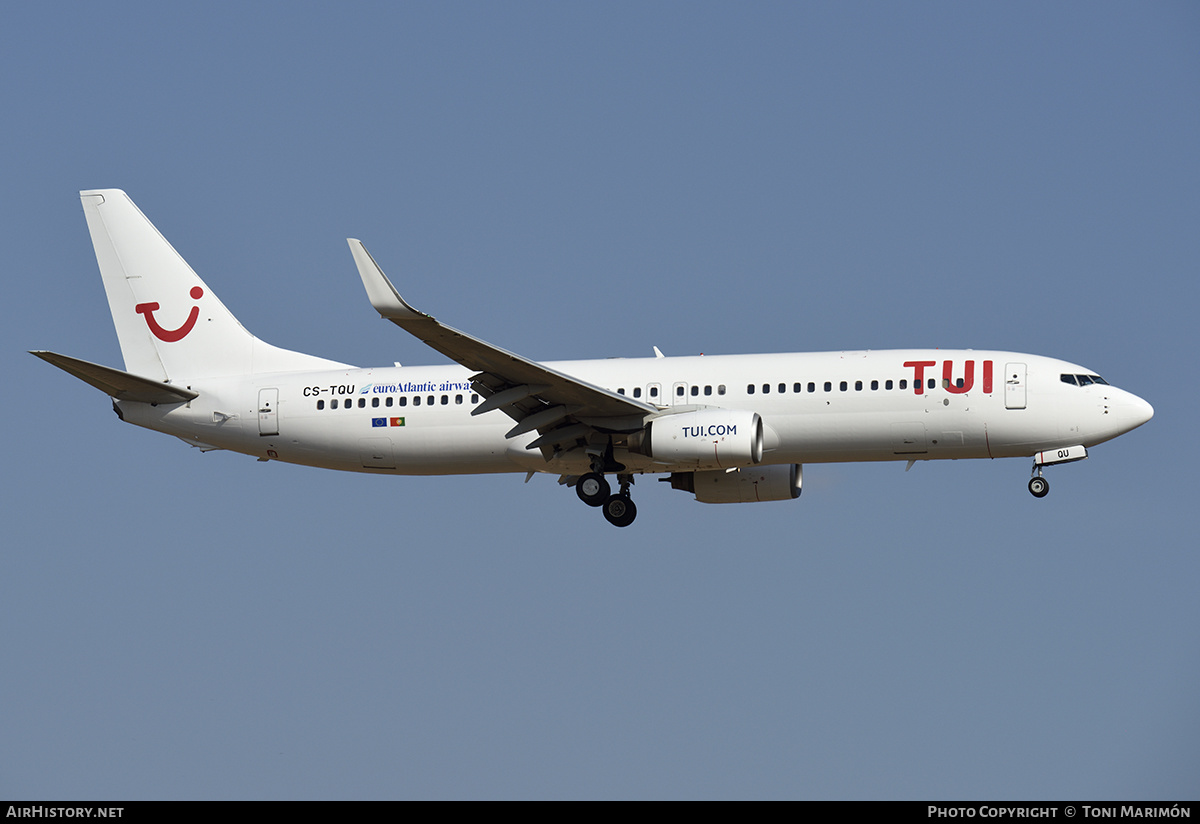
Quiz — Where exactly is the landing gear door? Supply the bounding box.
[258,387,279,435]
[1004,363,1027,410]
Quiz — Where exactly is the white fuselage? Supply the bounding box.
[117,348,1153,477]
[46,189,1154,525]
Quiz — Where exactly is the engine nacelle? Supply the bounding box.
[668,464,803,504]
[638,409,763,468]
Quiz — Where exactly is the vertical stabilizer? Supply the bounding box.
[80,189,348,380]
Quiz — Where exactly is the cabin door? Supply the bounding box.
[258,388,279,436]
[1004,363,1027,410]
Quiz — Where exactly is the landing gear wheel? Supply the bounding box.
[1028,476,1050,498]
[602,494,637,528]
[576,472,610,507]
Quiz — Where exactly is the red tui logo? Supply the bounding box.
[135,287,203,342]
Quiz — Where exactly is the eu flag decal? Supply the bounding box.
[372,418,386,427]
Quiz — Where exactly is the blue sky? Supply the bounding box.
[2,2,1197,799]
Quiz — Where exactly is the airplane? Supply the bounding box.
[33,189,1154,527]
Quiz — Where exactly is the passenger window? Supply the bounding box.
[471,394,479,403]
[331,399,338,409]
[456,394,463,404]
[317,399,325,410]
[840,381,848,391]
[793,383,802,393]
[824,381,832,392]
[427,395,435,405]
[807,382,815,393]
[763,384,770,394]
[718,385,726,395]
[399,396,408,407]
[386,397,394,407]
[928,378,936,389]
[676,385,685,397]
[372,397,379,407]
[650,387,659,398]
[871,380,879,390]
[617,388,625,395]
[441,395,449,405]
[886,379,893,390]
[691,385,699,396]
[778,383,786,394]
[704,385,712,396]
[358,398,366,408]
[633,387,642,398]
[855,380,862,391]
[900,379,907,390]
[414,396,421,406]
[748,384,755,394]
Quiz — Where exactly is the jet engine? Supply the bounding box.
[666,464,802,504]
[633,410,763,468]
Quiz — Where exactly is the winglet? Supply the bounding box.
[347,239,430,322]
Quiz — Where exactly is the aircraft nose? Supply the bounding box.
[1130,394,1154,427]
[1119,392,1154,432]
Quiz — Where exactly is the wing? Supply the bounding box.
[348,240,657,455]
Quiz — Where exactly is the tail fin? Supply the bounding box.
[80,189,349,380]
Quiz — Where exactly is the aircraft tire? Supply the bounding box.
[577,472,610,507]
[602,494,637,527]
[1028,477,1049,498]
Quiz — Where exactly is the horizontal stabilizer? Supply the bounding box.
[30,350,198,404]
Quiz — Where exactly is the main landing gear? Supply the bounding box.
[576,472,610,507]
[576,471,637,527]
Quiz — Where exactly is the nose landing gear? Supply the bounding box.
[1027,445,1088,498]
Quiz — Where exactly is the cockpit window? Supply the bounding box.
[1062,373,1109,387]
